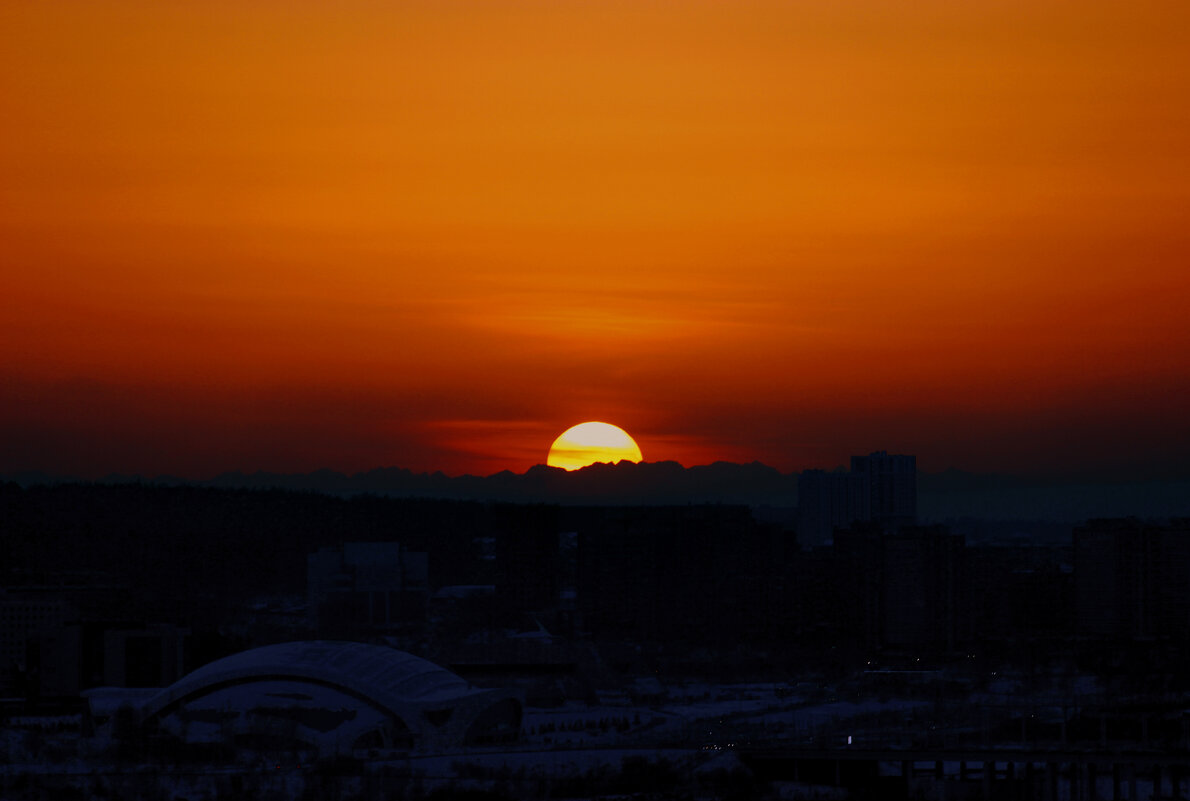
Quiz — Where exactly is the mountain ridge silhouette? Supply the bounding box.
[5,461,1190,521]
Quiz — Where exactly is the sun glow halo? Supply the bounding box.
[547,422,643,471]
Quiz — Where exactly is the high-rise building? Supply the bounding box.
[833,524,966,651]
[796,451,917,545]
[851,451,917,526]
[1074,518,1190,638]
[796,469,870,546]
[880,526,965,649]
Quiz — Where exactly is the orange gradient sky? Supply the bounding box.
[2,0,1189,479]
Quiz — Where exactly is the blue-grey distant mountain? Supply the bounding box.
[4,462,1189,522]
[200,460,797,507]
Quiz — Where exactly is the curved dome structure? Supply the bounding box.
[136,641,520,755]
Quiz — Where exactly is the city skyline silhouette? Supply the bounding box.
[3,3,1190,797]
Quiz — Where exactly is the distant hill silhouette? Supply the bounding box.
[4,461,1190,522]
[199,460,796,507]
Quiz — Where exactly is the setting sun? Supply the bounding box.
[547,422,643,471]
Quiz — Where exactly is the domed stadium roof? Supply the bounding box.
[135,641,520,754]
[150,641,472,709]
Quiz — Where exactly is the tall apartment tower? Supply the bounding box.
[797,451,917,545]
[851,451,917,527]
[833,524,966,650]
[1074,518,1190,638]
[796,469,870,547]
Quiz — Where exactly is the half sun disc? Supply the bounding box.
[547,422,643,471]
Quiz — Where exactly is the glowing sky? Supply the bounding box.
[2,1,1188,479]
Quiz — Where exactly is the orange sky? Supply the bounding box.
[2,0,1189,479]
